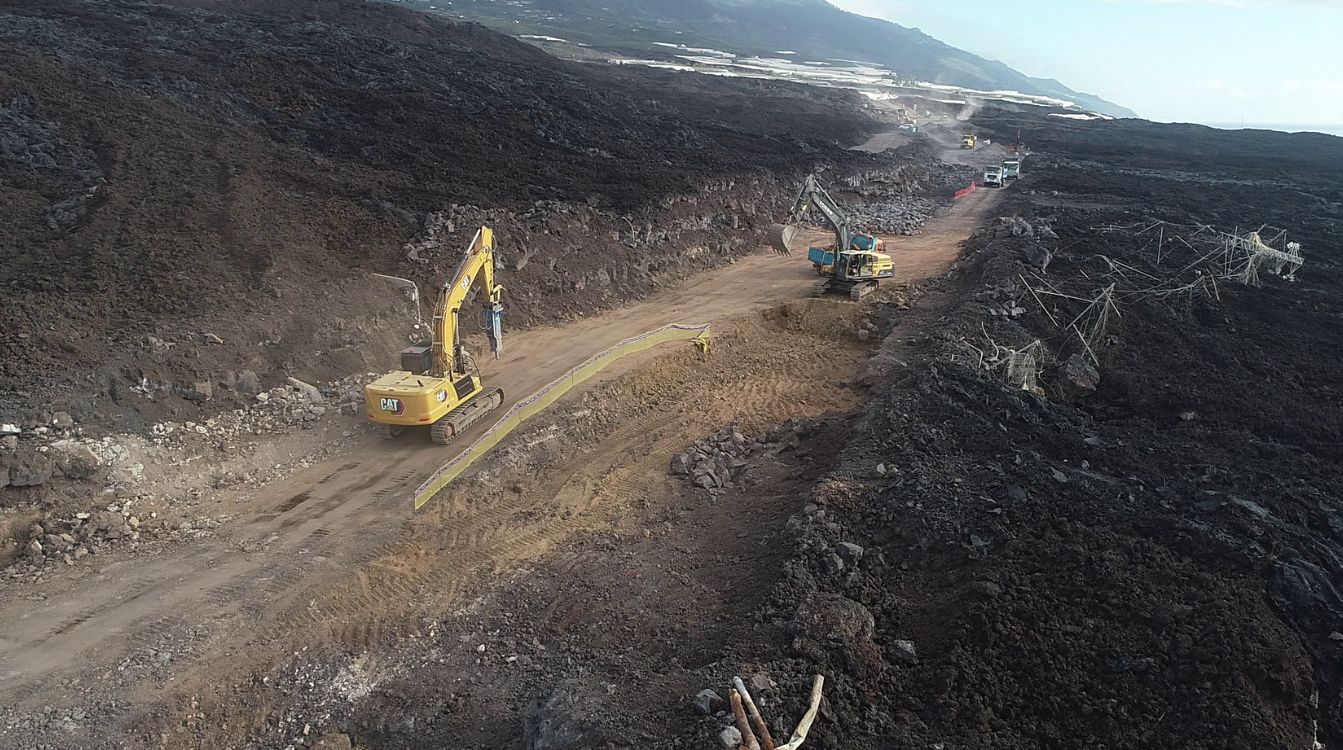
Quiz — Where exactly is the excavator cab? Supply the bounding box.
[838,250,894,282]
[805,233,883,276]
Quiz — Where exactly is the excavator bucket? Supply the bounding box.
[768,223,798,256]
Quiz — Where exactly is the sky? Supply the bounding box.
[827,0,1343,125]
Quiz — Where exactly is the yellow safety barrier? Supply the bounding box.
[413,323,712,509]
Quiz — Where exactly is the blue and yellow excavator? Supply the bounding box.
[769,174,894,301]
[365,226,506,444]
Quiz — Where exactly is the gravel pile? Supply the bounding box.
[670,420,816,494]
[147,374,372,447]
[846,195,941,235]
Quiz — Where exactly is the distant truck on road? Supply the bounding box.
[983,165,1003,187]
[1002,159,1022,180]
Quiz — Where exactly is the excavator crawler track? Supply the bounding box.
[430,387,505,445]
[850,281,878,302]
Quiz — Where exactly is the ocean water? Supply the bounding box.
[1204,123,1343,138]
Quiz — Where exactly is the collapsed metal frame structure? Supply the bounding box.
[966,221,1305,393]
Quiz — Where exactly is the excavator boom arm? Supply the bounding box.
[772,174,853,254]
[432,226,504,378]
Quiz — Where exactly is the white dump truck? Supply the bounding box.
[983,165,1003,187]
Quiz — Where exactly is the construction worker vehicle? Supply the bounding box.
[365,226,506,444]
[769,175,894,301]
[983,165,1003,187]
[960,133,977,149]
[1002,159,1021,180]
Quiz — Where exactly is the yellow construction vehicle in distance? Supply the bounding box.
[365,226,506,444]
[960,133,977,149]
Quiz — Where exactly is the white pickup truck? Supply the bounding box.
[983,165,1003,187]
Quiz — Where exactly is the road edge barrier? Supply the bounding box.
[412,322,712,509]
[954,180,979,200]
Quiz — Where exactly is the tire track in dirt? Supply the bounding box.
[252,315,874,673]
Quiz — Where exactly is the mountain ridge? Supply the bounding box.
[439,0,1137,118]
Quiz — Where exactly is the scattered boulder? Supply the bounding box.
[836,542,865,566]
[1000,216,1035,238]
[93,510,131,539]
[236,369,262,395]
[182,381,214,403]
[794,593,885,677]
[1022,242,1052,272]
[55,443,102,480]
[287,377,324,404]
[51,411,74,429]
[693,688,724,715]
[797,593,875,642]
[970,580,1004,599]
[890,639,919,665]
[1056,354,1100,400]
[674,422,811,493]
[747,674,775,696]
[719,726,743,749]
[670,453,692,476]
[8,454,53,487]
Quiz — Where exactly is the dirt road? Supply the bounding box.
[789,182,1001,280]
[851,129,912,153]
[0,178,1003,736]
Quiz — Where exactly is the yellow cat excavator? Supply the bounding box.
[365,226,506,444]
